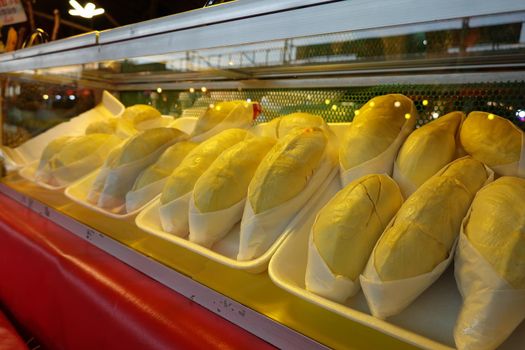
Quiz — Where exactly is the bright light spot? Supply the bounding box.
[394,101,401,107]
[307,95,312,100]
[405,113,411,119]
[209,104,215,109]
[156,87,162,93]
[432,112,439,119]
[228,61,234,66]
[517,110,525,119]
[201,86,207,93]
[69,0,104,19]
[487,113,495,120]
[69,95,76,101]
[55,95,62,100]
[370,101,375,107]
[355,110,360,116]
[42,94,49,100]
[331,105,338,111]
[216,106,222,111]
[422,99,429,106]
[324,99,331,105]
[246,98,251,102]
[423,39,428,45]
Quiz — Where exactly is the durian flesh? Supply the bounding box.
[248,127,327,214]
[460,111,522,166]
[270,112,327,138]
[121,104,162,126]
[192,100,254,136]
[313,174,403,280]
[374,157,487,281]
[160,128,249,204]
[107,127,186,168]
[340,94,416,170]
[194,136,276,212]
[396,111,464,188]
[465,176,525,289]
[85,119,118,135]
[132,141,197,191]
[38,136,75,170]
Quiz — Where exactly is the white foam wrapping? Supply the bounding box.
[238,143,337,261]
[359,161,494,319]
[125,178,166,213]
[188,197,246,248]
[453,213,525,350]
[190,103,254,142]
[340,117,414,186]
[159,191,192,237]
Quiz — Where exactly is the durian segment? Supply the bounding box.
[396,111,464,188]
[192,100,255,136]
[194,136,276,213]
[160,128,249,204]
[38,136,74,170]
[48,133,121,169]
[340,94,416,169]
[313,174,403,279]
[85,119,118,135]
[271,113,327,138]
[107,127,186,168]
[121,104,162,126]
[132,141,197,191]
[465,176,525,288]
[248,127,327,214]
[374,157,487,281]
[460,111,522,166]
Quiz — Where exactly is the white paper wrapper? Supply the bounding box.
[238,148,336,261]
[87,140,176,212]
[305,230,359,303]
[360,161,494,319]
[125,177,166,213]
[188,196,246,248]
[340,117,414,186]
[190,103,254,142]
[134,116,173,131]
[159,191,192,237]
[453,220,525,350]
[35,136,123,187]
[491,127,525,178]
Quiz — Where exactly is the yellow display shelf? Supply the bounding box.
[2,174,417,350]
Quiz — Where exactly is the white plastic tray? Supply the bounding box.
[136,167,339,274]
[268,176,525,350]
[18,161,66,191]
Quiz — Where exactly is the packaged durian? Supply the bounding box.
[87,127,187,212]
[188,136,276,248]
[121,104,167,130]
[125,141,197,213]
[238,127,338,261]
[339,94,417,186]
[394,111,465,197]
[190,100,259,142]
[360,157,493,319]
[305,174,403,302]
[454,176,525,350]
[35,133,122,187]
[460,111,524,177]
[159,128,249,236]
[264,113,328,139]
[85,118,137,139]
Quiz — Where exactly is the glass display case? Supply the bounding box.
[0,0,524,349]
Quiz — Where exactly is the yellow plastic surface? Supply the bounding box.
[3,175,417,350]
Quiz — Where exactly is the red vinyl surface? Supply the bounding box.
[0,192,274,350]
[0,310,27,350]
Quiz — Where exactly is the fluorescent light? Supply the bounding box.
[69,0,105,19]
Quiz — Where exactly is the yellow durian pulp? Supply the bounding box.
[108,128,187,168]
[192,100,254,136]
[38,136,75,170]
[374,157,487,281]
[313,174,403,279]
[85,119,118,135]
[248,127,327,214]
[340,94,416,170]
[194,136,276,213]
[132,141,197,191]
[460,111,522,166]
[396,111,464,188]
[49,133,121,169]
[465,176,525,289]
[273,113,327,138]
[160,128,248,204]
[121,104,162,126]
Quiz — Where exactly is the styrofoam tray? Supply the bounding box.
[18,161,67,191]
[2,91,124,171]
[64,169,157,220]
[268,176,525,350]
[136,167,339,273]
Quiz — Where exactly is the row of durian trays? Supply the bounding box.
[10,91,525,350]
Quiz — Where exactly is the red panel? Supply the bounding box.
[0,310,27,350]
[0,193,274,350]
